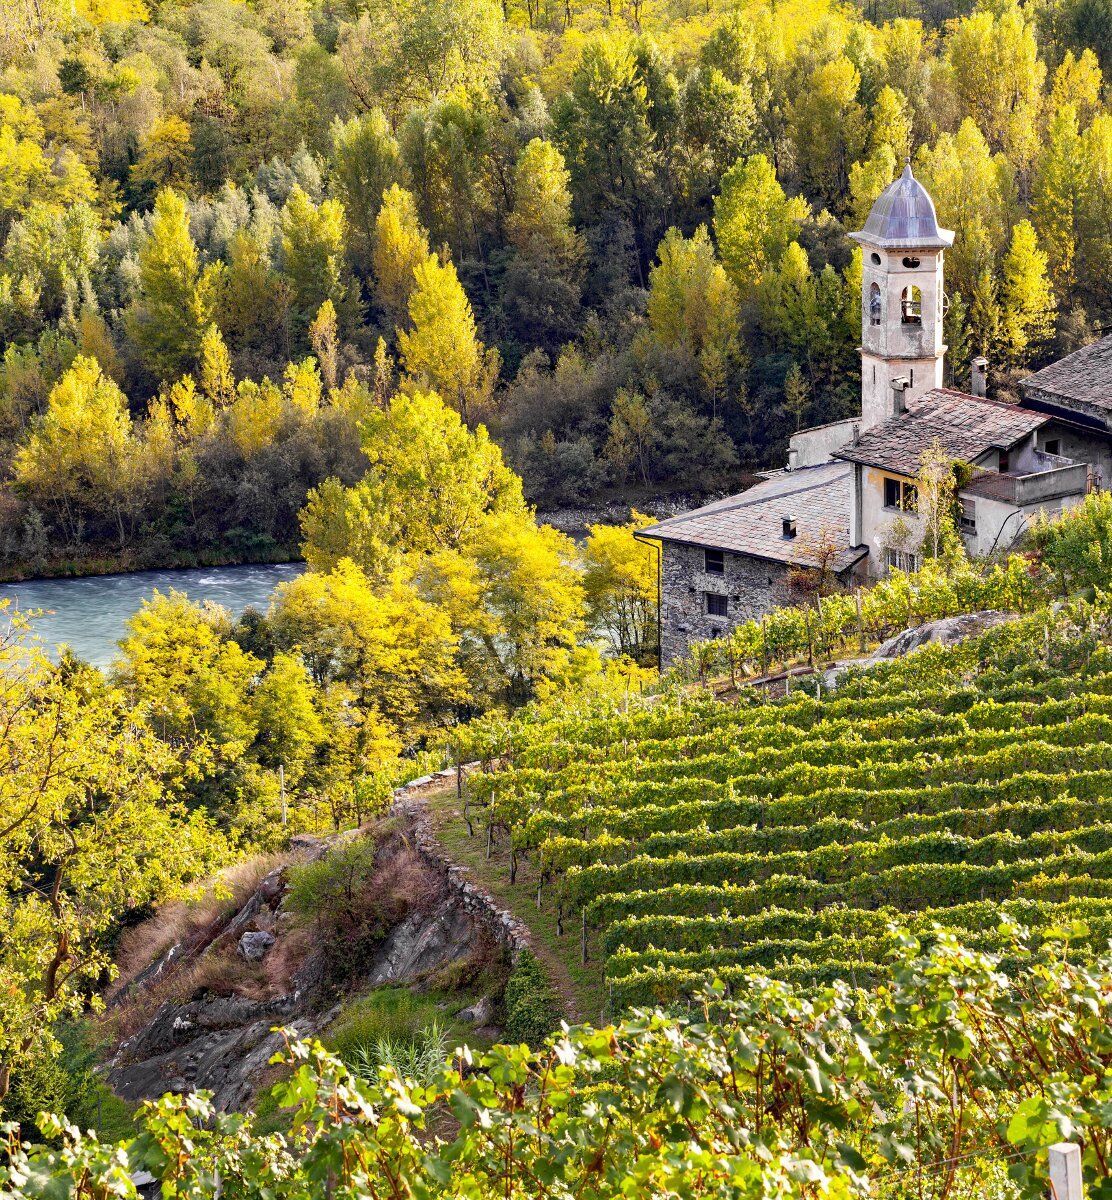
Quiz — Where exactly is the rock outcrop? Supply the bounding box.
[821,609,1020,688]
[104,774,523,1111]
[871,609,1019,659]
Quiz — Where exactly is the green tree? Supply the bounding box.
[1032,489,1112,594]
[501,138,585,357]
[281,186,350,350]
[554,33,661,242]
[646,226,740,416]
[0,612,226,1107]
[336,0,503,124]
[714,153,807,298]
[786,56,866,211]
[330,110,403,277]
[126,189,222,384]
[507,139,582,268]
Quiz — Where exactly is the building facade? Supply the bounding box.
[644,162,1112,667]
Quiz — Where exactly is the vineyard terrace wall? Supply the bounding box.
[659,542,795,667]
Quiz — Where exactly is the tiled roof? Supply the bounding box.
[1021,335,1112,424]
[833,389,1048,476]
[640,462,867,572]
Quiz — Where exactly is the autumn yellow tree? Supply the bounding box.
[581,511,658,659]
[0,607,227,1107]
[13,356,139,548]
[126,188,222,384]
[398,254,500,422]
[371,184,430,329]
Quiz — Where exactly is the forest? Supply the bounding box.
[2,0,1112,570]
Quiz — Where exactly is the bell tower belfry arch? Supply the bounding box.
[849,163,954,432]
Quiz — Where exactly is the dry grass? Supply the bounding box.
[111,852,292,997]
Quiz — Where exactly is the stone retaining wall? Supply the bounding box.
[390,767,533,963]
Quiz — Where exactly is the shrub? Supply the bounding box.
[284,838,380,927]
[325,988,446,1064]
[502,952,562,1045]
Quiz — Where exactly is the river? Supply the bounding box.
[0,562,305,669]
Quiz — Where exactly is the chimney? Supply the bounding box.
[787,446,798,472]
[970,355,988,398]
[891,376,910,416]
[782,516,797,540]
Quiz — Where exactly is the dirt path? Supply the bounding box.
[419,782,606,1025]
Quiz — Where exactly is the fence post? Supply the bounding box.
[1049,1143,1083,1200]
[856,589,865,653]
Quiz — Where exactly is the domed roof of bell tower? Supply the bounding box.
[849,162,954,251]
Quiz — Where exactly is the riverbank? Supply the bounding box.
[0,543,302,585]
[0,490,738,584]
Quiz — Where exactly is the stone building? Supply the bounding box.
[644,163,1112,667]
[645,462,867,666]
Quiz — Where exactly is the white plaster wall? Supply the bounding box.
[790,419,861,468]
[859,247,946,431]
[960,490,1088,557]
[860,465,926,576]
[1036,422,1112,489]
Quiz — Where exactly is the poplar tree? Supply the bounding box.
[125,188,221,384]
[714,153,807,299]
[398,253,499,422]
[13,356,137,546]
[280,186,350,350]
[199,324,235,406]
[330,110,403,277]
[507,139,582,267]
[309,299,339,391]
[646,225,739,415]
[1030,104,1085,302]
[786,56,867,211]
[371,184,430,330]
[1000,220,1056,368]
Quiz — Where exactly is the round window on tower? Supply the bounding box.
[870,252,882,266]
[902,256,921,268]
[869,282,882,326]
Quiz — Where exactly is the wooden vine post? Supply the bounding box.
[1048,1144,1083,1200]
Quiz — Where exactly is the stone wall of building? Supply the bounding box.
[659,542,795,667]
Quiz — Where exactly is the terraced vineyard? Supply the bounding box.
[462,601,1112,1009]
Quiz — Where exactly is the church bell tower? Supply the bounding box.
[850,163,954,432]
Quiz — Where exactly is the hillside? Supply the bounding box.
[453,598,1112,1011]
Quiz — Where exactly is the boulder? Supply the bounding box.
[871,610,1018,659]
[237,930,276,962]
[459,996,496,1026]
